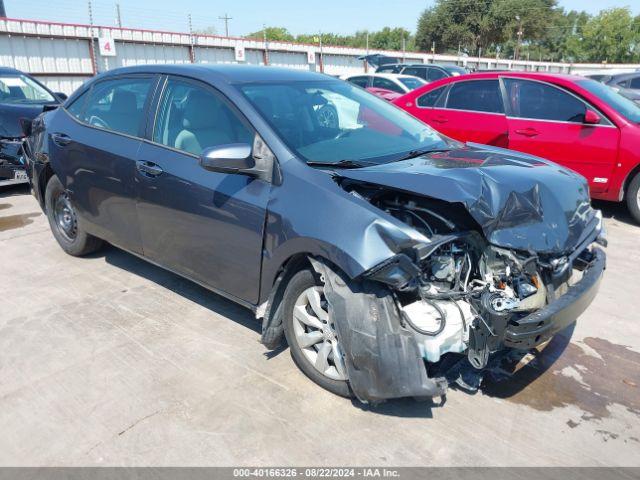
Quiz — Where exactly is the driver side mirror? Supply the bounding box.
[199,144,255,175]
[584,109,601,125]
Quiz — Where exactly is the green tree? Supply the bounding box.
[581,8,640,63]
[245,27,294,42]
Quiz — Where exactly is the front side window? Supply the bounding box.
[0,74,56,104]
[372,77,405,94]
[153,79,253,156]
[347,76,370,88]
[81,77,154,136]
[417,86,447,108]
[240,80,448,166]
[445,80,504,114]
[504,78,587,123]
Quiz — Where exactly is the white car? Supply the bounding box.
[341,73,427,95]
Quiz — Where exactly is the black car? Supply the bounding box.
[0,67,66,187]
[593,71,640,93]
[26,65,606,404]
[376,63,469,81]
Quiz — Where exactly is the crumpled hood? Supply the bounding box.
[337,143,597,255]
[0,103,47,138]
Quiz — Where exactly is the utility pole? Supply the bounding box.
[364,31,369,73]
[218,13,232,37]
[318,31,324,73]
[514,15,523,61]
[188,14,195,63]
[88,0,97,74]
[263,24,269,65]
[115,2,122,28]
[0,0,6,18]
[402,35,406,63]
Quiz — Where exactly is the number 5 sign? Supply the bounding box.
[98,38,117,57]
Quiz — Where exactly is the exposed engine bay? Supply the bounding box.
[336,181,606,398]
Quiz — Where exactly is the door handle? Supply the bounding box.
[51,132,71,146]
[514,128,540,137]
[136,161,164,177]
[432,115,449,124]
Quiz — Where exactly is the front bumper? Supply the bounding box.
[0,139,27,186]
[504,247,606,349]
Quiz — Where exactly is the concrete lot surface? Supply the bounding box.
[1,184,639,466]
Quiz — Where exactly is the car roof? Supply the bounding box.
[439,71,589,83]
[0,66,23,75]
[98,64,334,85]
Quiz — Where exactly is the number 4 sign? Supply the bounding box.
[98,38,117,57]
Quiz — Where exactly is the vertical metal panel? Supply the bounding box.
[35,75,90,96]
[245,49,264,65]
[268,51,308,70]
[194,46,235,64]
[110,41,190,70]
[322,54,364,75]
[0,36,92,73]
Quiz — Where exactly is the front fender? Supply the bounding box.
[258,160,427,304]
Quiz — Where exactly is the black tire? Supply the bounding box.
[282,269,352,398]
[45,175,103,256]
[626,172,640,225]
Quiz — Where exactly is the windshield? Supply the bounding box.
[239,80,448,165]
[398,77,426,90]
[577,79,640,123]
[0,74,56,105]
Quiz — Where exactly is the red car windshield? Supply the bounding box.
[577,79,640,123]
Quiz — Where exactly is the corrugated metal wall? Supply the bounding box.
[269,51,308,70]
[322,54,364,76]
[0,36,92,74]
[106,42,190,70]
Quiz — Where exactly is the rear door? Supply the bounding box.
[420,79,509,147]
[503,77,620,193]
[52,75,157,252]
[135,75,270,304]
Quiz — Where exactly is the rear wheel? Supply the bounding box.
[626,172,640,224]
[283,269,352,398]
[45,175,103,256]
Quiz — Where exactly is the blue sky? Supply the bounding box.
[7,0,640,36]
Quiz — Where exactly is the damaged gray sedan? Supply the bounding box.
[25,65,606,404]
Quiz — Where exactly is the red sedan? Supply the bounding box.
[394,72,640,223]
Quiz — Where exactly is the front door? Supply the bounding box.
[503,77,620,194]
[52,75,157,252]
[135,76,271,304]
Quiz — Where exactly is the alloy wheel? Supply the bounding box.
[292,286,347,381]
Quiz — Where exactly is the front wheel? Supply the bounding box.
[45,175,103,256]
[283,269,352,398]
[626,172,640,225]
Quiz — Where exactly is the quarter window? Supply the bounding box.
[81,77,153,136]
[153,79,253,156]
[445,80,504,113]
[417,86,447,107]
[66,90,89,119]
[504,78,587,123]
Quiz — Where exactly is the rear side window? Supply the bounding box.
[504,78,586,123]
[427,68,448,81]
[417,86,447,107]
[348,76,369,88]
[630,77,640,89]
[376,65,399,74]
[153,78,253,156]
[80,77,154,137]
[445,80,504,113]
[402,67,426,80]
[372,77,404,94]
